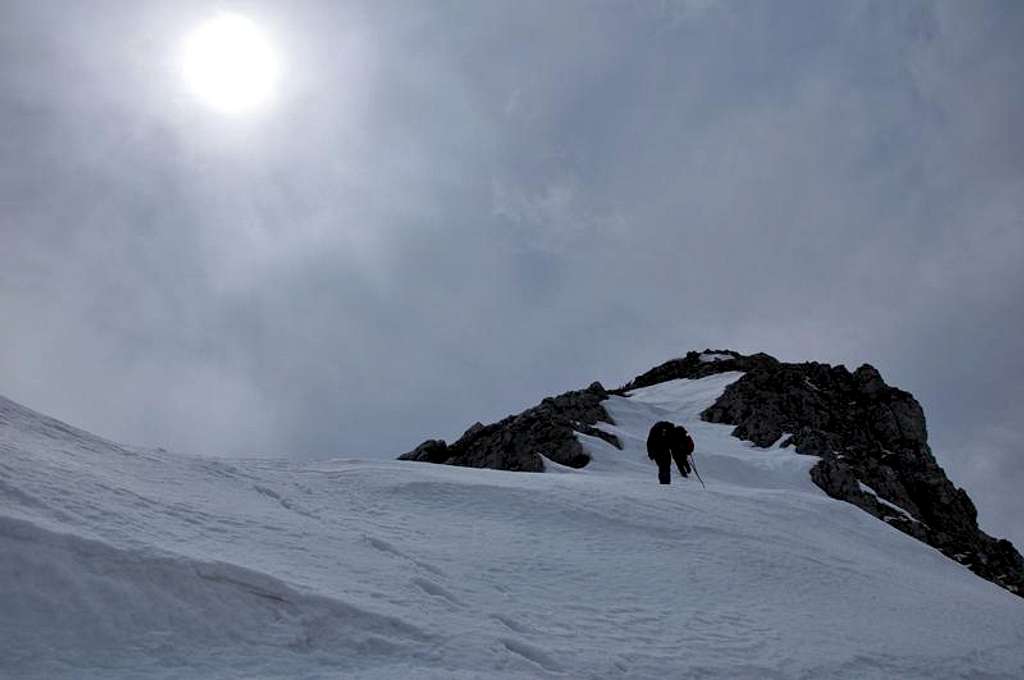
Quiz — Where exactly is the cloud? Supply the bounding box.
[1,0,1022,545]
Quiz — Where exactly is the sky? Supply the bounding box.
[1,1,1021,546]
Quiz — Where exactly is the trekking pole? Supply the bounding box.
[690,454,707,489]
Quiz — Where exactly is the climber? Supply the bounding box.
[669,424,695,478]
[646,421,676,484]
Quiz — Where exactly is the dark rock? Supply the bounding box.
[808,453,860,499]
[397,384,622,473]
[398,439,450,464]
[463,422,486,439]
[853,364,886,396]
[616,350,778,393]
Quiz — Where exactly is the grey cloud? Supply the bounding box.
[1,1,1022,545]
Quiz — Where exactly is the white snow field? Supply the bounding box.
[2,373,1023,679]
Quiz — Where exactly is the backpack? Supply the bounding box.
[674,426,694,457]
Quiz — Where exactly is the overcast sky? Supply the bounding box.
[1,1,1021,546]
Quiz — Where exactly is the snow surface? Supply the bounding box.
[698,352,732,363]
[2,374,1023,679]
[858,481,921,524]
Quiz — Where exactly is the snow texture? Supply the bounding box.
[2,375,1023,679]
[698,352,732,363]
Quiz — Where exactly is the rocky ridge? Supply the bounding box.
[399,349,1024,598]
[399,382,620,471]
[638,350,1024,598]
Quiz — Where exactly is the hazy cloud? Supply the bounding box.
[1,1,1021,545]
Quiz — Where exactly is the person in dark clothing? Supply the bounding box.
[670,425,695,478]
[646,421,676,484]
[647,421,697,484]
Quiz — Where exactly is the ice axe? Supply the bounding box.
[690,454,706,489]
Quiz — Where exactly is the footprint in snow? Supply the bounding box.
[410,577,464,607]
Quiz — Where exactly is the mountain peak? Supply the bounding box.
[399,349,1024,598]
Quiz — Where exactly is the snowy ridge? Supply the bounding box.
[1,515,432,674]
[2,375,1023,678]
[698,352,732,363]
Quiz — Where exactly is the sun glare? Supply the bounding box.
[181,13,279,115]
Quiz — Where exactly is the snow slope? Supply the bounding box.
[1,374,1022,679]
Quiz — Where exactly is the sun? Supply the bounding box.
[181,13,280,115]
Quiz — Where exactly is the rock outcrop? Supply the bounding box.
[616,349,774,392]
[399,382,621,471]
